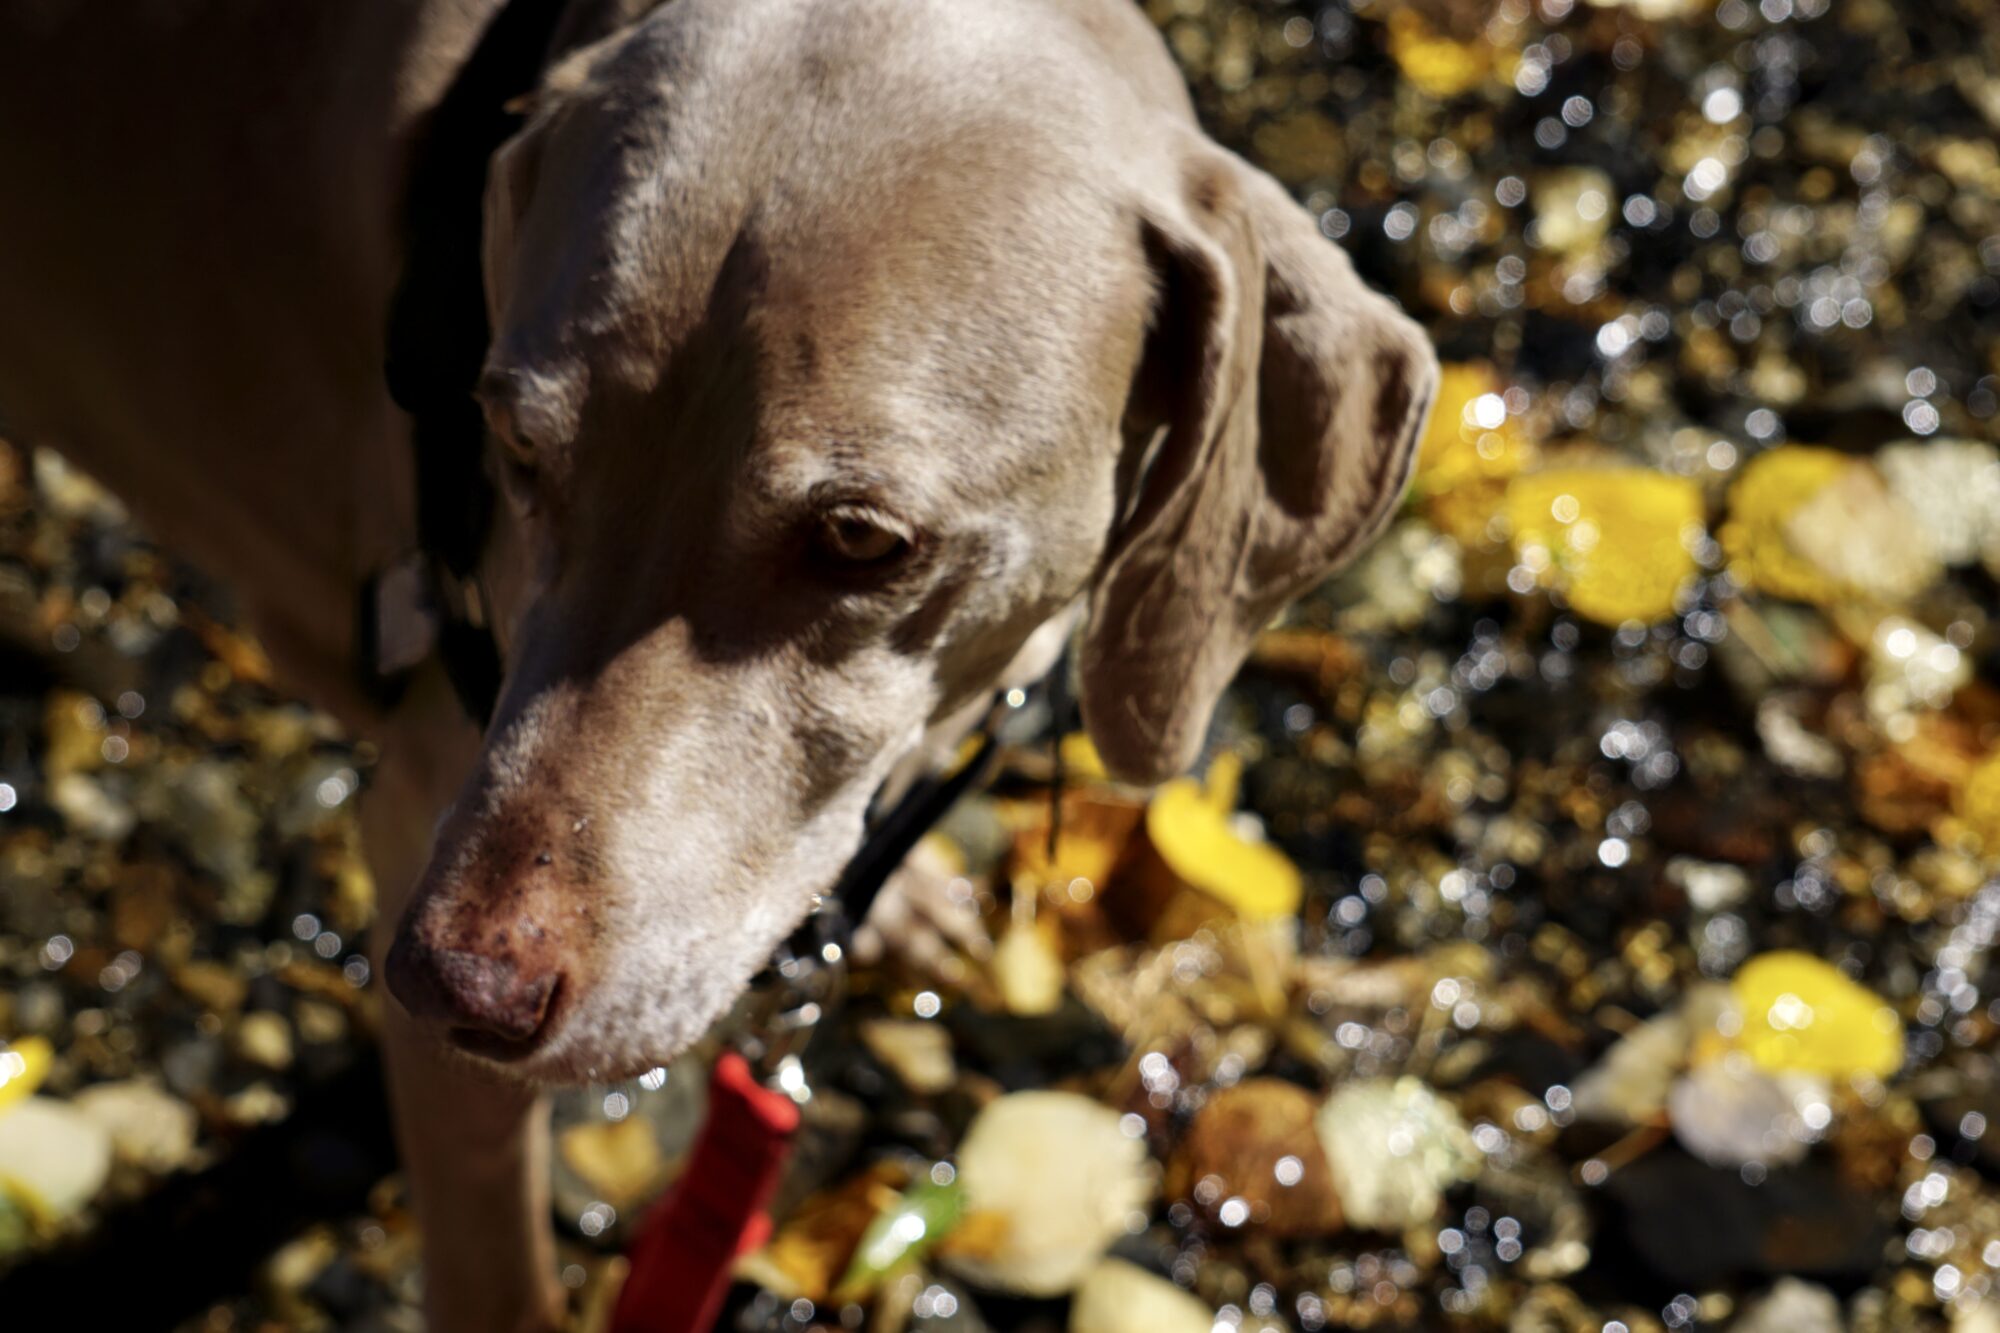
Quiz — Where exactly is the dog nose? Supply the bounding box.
[386,936,562,1050]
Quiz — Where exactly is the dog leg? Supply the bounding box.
[379,1014,565,1333]
[362,682,566,1333]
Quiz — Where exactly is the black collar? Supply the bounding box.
[372,0,569,723]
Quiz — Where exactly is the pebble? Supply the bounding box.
[234,1011,295,1071]
[1167,1079,1342,1237]
[1667,1060,1817,1169]
[1069,1258,1211,1333]
[558,1117,665,1210]
[1313,1077,1476,1232]
[0,1096,113,1220]
[991,919,1065,1016]
[72,1077,200,1173]
[174,960,249,1015]
[1732,1278,1842,1333]
[860,1018,958,1095]
[49,772,135,842]
[945,1091,1153,1295]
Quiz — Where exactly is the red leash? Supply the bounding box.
[611,1052,802,1333]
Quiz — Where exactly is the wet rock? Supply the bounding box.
[173,960,248,1016]
[1921,1080,2000,1177]
[1603,1153,1890,1289]
[1733,1278,1842,1333]
[7,984,64,1038]
[1571,1004,1695,1125]
[294,999,348,1047]
[944,1091,1153,1295]
[72,1078,200,1173]
[234,1011,294,1071]
[1667,1060,1819,1169]
[140,758,271,922]
[1313,1077,1476,1232]
[109,863,177,952]
[1166,1079,1342,1238]
[862,1019,958,1096]
[945,997,1126,1092]
[161,1035,225,1099]
[0,1097,113,1220]
[992,918,1065,1017]
[1665,858,1751,914]
[558,1116,665,1211]
[1069,1258,1210,1333]
[1731,952,1903,1080]
[260,1226,338,1315]
[49,772,135,842]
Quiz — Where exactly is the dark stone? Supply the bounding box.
[945,996,1126,1092]
[1598,1150,1891,1295]
[1921,1079,2000,1179]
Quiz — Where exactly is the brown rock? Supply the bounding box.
[174,960,248,1015]
[559,1117,666,1210]
[111,863,177,953]
[1166,1079,1342,1238]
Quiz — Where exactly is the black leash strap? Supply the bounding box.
[830,729,1006,932]
[377,0,569,722]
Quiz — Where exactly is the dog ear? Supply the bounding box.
[479,122,586,458]
[480,126,542,336]
[546,0,670,60]
[1078,136,1438,784]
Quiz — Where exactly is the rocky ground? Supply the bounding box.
[4,0,2000,1329]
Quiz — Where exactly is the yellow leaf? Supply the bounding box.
[1059,732,1109,783]
[1730,951,1903,1080]
[1145,755,1301,921]
[1717,446,1854,604]
[1504,468,1704,626]
[0,1038,53,1115]
[1954,749,2000,858]
[1414,364,1534,499]
[1385,9,1494,100]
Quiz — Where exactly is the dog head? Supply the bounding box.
[384,0,1436,1081]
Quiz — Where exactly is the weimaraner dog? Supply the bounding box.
[0,0,1436,1325]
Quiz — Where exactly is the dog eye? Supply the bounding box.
[815,509,911,566]
[492,448,540,516]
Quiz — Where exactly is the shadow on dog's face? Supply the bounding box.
[384,0,1437,1083]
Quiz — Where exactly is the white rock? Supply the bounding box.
[1954,1302,2000,1333]
[0,1097,113,1218]
[1733,1277,1841,1333]
[1668,1058,1824,1169]
[1070,1258,1212,1333]
[1571,983,1735,1126]
[1756,694,1845,780]
[993,922,1065,1017]
[1532,167,1617,256]
[859,1019,956,1095]
[32,448,127,523]
[1666,858,1751,914]
[1784,463,1941,604]
[50,773,136,843]
[1581,0,1708,18]
[1867,615,1971,716]
[235,1012,294,1070]
[1313,1077,1477,1231]
[1878,439,2000,567]
[946,1091,1153,1295]
[73,1078,200,1172]
[1571,1009,1690,1124]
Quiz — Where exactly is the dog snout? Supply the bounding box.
[386,933,565,1053]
